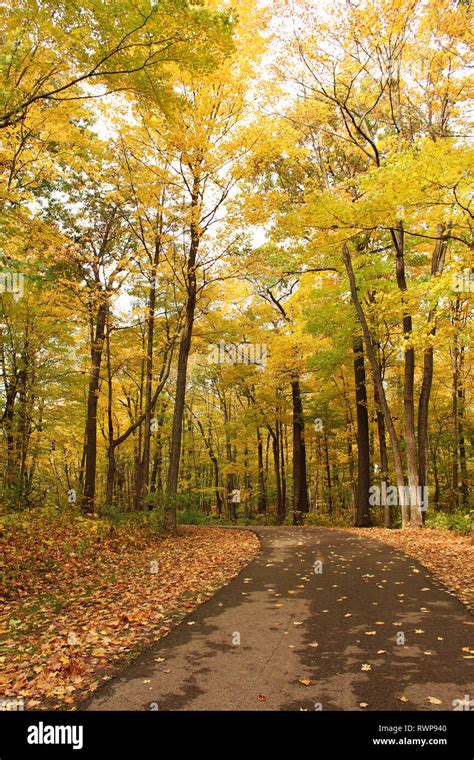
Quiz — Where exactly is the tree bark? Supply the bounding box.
[291,379,310,520]
[374,383,390,527]
[323,429,332,515]
[342,243,409,527]
[164,182,200,530]
[257,426,267,514]
[353,335,372,526]
[392,221,422,527]
[417,225,448,519]
[270,427,284,523]
[458,346,468,509]
[82,299,108,515]
[138,242,160,509]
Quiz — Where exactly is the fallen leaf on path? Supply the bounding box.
[345,528,473,611]
[299,678,312,686]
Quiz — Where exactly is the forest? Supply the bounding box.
[1,0,471,531]
[0,0,472,716]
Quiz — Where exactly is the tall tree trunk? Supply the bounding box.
[343,391,356,521]
[164,232,198,531]
[451,305,460,511]
[418,225,448,508]
[458,347,468,509]
[105,315,115,508]
[257,426,267,513]
[392,221,422,527]
[432,442,440,512]
[139,245,160,509]
[353,335,371,526]
[133,346,145,510]
[82,299,108,515]
[323,429,332,515]
[270,427,284,523]
[342,244,410,527]
[374,383,390,527]
[278,415,287,516]
[2,369,21,499]
[291,379,310,521]
[244,443,251,518]
[223,395,235,519]
[213,454,222,516]
[194,413,222,517]
[150,407,165,505]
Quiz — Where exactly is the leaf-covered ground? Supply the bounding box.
[344,527,473,611]
[0,515,259,710]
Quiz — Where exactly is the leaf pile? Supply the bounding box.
[0,514,259,710]
[345,527,473,610]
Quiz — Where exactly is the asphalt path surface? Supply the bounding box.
[85,527,472,711]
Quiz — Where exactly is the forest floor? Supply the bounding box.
[2,518,472,712]
[85,526,473,711]
[0,513,259,710]
[343,528,473,611]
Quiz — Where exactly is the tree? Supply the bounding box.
[0,0,232,129]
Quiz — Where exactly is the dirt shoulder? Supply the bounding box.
[0,517,259,710]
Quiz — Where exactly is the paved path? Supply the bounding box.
[85,527,472,711]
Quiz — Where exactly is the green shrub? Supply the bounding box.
[425,510,472,534]
[177,507,212,525]
[303,511,353,527]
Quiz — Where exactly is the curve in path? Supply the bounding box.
[85,527,472,711]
